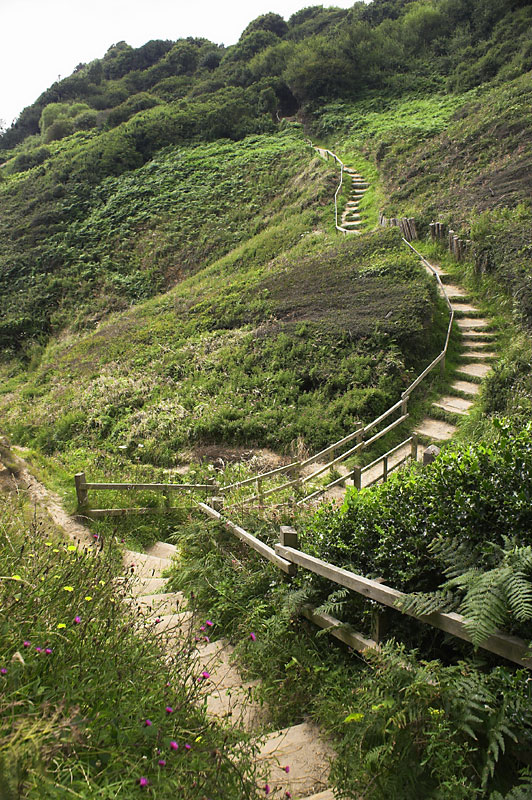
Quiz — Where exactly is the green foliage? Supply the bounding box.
[326,643,532,799]
[304,420,532,641]
[0,494,260,797]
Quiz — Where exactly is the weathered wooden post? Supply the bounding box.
[256,477,263,504]
[440,352,446,378]
[401,394,409,417]
[211,496,224,513]
[382,455,388,483]
[280,526,298,578]
[411,434,419,463]
[74,472,88,509]
[423,445,440,466]
[352,465,362,491]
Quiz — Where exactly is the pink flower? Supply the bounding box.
[45,648,52,655]
[35,647,42,653]
[144,719,152,727]
[203,636,210,643]
[200,671,210,680]
[283,765,290,773]
[250,632,256,642]
[285,793,292,798]
[1,668,7,675]
[169,741,178,750]
[74,616,81,624]
[165,706,173,714]
[264,785,271,795]
[138,777,148,787]
[158,759,166,767]
[184,743,191,750]
[199,625,205,631]
[205,620,213,627]
[23,641,31,648]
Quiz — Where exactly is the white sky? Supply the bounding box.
[1,0,363,128]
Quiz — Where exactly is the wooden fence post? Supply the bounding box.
[280,526,298,578]
[74,472,88,509]
[256,477,264,504]
[382,455,388,483]
[352,465,362,491]
[440,354,446,378]
[211,496,224,512]
[411,434,419,463]
[401,394,409,416]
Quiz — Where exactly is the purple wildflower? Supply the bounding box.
[169,741,178,750]
[138,777,148,787]
[35,647,42,653]
[158,759,166,767]
[283,766,290,773]
[1,668,7,675]
[144,719,152,727]
[250,632,256,642]
[264,785,271,795]
[23,640,31,648]
[205,620,213,627]
[74,616,81,624]
[165,706,173,714]
[184,743,191,750]
[45,648,52,655]
[200,671,210,680]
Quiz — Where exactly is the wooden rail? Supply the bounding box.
[194,506,532,669]
[74,471,217,513]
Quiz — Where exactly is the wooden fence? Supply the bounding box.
[430,221,471,262]
[379,212,418,242]
[196,502,532,670]
[74,472,217,517]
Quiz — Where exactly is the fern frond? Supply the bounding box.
[395,590,457,617]
[314,587,350,617]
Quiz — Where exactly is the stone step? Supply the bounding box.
[415,418,457,441]
[196,640,266,730]
[456,318,491,331]
[450,379,481,396]
[256,722,334,799]
[342,220,362,227]
[146,541,178,560]
[128,577,169,596]
[456,363,492,380]
[461,350,497,360]
[342,213,361,220]
[461,340,495,350]
[123,550,172,578]
[301,792,336,800]
[461,329,496,339]
[450,304,484,317]
[433,396,474,416]
[133,592,185,617]
[444,284,469,299]
[150,611,195,639]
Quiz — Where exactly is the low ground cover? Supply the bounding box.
[0,492,260,798]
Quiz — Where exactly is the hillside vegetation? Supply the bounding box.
[2,1,532,798]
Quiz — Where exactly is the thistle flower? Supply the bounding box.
[1,668,7,675]
[199,671,210,680]
[45,648,52,655]
[165,706,173,714]
[205,620,213,627]
[23,641,30,648]
[264,785,270,795]
[170,741,178,750]
[144,719,152,727]
[158,759,166,767]
[74,616,81,624]
[184,743,191,750]
[250,632,256,642]
[283,765,290,773]
[138,777,148,787]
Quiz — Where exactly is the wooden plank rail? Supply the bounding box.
[197,502,295,575]
[274,545,532,668]
[74,471,218,513]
